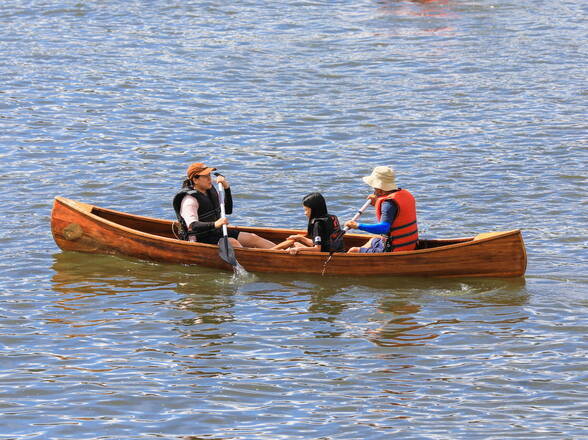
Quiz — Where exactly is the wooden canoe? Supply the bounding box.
[51,196,527,278]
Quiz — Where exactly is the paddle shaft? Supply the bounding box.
[217,184,229,238]
[214,174,239,267]
[343,199,372,231]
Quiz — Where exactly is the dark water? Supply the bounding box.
[1,0,587,438]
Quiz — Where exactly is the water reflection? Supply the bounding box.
[308,287,348,323]
[174,285,237,343]
[321,273,528,299]
[50,252,239,328]
[367,296,437,347]
[51,252,238,296]
[365,0,458,42]
[445,277,529,307]
[364,277,528,347]
[50,252,242,386]
[51,251,529,347]
[377,0,454,17]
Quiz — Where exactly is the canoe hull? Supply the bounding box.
[51,197,527,278]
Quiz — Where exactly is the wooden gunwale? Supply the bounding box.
[51,196,527,278]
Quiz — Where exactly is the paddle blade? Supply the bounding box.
[218,236,238,266]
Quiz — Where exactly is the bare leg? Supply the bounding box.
[347,238,375,253]
[237,232,275,249]
[228,237,242,247]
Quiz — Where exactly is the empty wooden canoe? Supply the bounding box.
[51,196,527,278]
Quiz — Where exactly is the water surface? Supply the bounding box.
[0,0,586,438]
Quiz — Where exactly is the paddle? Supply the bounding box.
[337,200,372,238]
[341,199,372,235]
[214,174,238,267]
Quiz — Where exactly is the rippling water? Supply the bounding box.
[1,0,586,438]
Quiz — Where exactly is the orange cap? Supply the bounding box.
[187,162,216,179]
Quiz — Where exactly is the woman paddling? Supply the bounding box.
[173,162,275,249]
[277,192,345,255]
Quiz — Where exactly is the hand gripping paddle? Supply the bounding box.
[215,174,238,267]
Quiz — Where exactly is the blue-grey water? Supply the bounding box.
[1,1,587,438]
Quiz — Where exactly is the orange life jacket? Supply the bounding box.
[374,189,419,252]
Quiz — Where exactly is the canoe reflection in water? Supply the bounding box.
[366,277,528,348]
[50,251,528,352]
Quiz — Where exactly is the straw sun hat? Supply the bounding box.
[362,166,398,191]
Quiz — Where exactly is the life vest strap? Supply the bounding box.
[389,228,418,240]
[386,238,418,251]
[389,219,417,232]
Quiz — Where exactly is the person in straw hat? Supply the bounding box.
[345,166,419,253]
[172,162,275,249]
